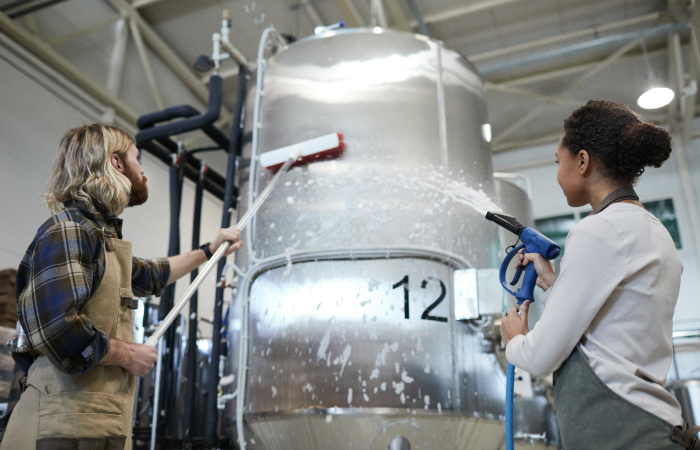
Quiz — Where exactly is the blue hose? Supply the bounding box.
[506,362,515,450]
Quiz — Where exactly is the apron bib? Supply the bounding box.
[554,346,682,450]
[553,186,681,449]
[2,232,138,450]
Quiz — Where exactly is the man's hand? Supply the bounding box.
[515,249,555,291]
[166,226,244,284]
[501,301,530,347]
[99,339,158,377]
[209,226,243,257]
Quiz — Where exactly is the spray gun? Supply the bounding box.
[485,211,560,450]
[485,211,560,306]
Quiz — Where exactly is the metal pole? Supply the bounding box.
[204,64,247,446]
[183,163,206,442]
[150,338,164,450]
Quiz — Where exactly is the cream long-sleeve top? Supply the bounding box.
[506,203,684,426]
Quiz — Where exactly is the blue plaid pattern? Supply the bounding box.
[14,201,169,375]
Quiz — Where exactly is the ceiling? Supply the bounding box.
[0,0,696,175]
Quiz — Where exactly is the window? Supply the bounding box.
[534,198,682,256]
[643,199,682,249]
[534,214,576,256]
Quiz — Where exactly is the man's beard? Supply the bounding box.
[125,167,148,207]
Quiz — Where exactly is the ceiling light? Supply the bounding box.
[637,38,674,110]
[637,87,675,109]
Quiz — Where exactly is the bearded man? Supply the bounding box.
[1,123,242,449]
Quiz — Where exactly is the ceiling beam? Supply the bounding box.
[409,0,519,27]
[493,38,641,144]
[299,0,324,27]
[47,15,121,47]
[0,9,139,123]
[129,16,164,110]
[485,82,585,106]
[383,0,410,31]
[333,0,364,27]
[469,12,661,63]
[131,0,166,9]
[491,131,562,154]
[107,0,210,106]
[495,45,669,87]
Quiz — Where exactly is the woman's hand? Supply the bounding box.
[501,301,530,346]
[515,249,556,291]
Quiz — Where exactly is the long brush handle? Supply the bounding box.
[145,154,298,347]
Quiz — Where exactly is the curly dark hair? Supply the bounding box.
[562,100,672,183]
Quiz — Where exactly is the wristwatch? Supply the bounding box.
[200,242,213,260]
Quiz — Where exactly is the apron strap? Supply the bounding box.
[671,424,700,449]
[590,186,639,215]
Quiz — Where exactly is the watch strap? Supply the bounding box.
[200,242,213,259]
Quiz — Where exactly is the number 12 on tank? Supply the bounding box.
[392,276,448,322]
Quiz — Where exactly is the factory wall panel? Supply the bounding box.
[493,137,700,331]
[0,43,228,339]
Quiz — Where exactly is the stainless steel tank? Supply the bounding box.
[226,27,509,450]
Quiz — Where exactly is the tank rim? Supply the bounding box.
[226,407,504,423]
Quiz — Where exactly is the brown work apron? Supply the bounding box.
[1,231,137,450]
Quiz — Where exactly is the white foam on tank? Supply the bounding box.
[424,395,430,409]
[347,388,353,405]
[370,368,380,380]
[395,362,399,374]
[380,382,387,391]
[338,345,352,377]
[316,331,331,362]
[401,371,414,384]
[424,363,430,374]
[400,392,406,404]
[271,386,277,398]
[363,393,370,402]
[389,342,399,352]
[392,381,405,394]
[438,402,442,415]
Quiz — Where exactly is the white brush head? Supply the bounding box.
[260,133,343,169]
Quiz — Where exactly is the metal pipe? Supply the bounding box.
[246,27,275,264]
[150,338,165,450]
[7,0,70,18]
[405,0,429,36]
[183,163,206,442]
[204,64,247,446]
[135,73,224,143]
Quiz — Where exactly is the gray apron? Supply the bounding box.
[2,230,137,450]
[553,186,683,449]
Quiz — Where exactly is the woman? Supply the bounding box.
[500,100,688,449]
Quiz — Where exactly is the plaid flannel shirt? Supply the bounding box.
[14,200,170,375]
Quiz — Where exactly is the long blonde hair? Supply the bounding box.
[45,123,134,215]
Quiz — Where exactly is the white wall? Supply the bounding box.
[0,38,233,339]
[492,130,700,331]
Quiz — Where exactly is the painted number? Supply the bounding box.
[392,276,448,323]
[392,275,409,319]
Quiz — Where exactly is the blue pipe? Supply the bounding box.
[506,362,515,450]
